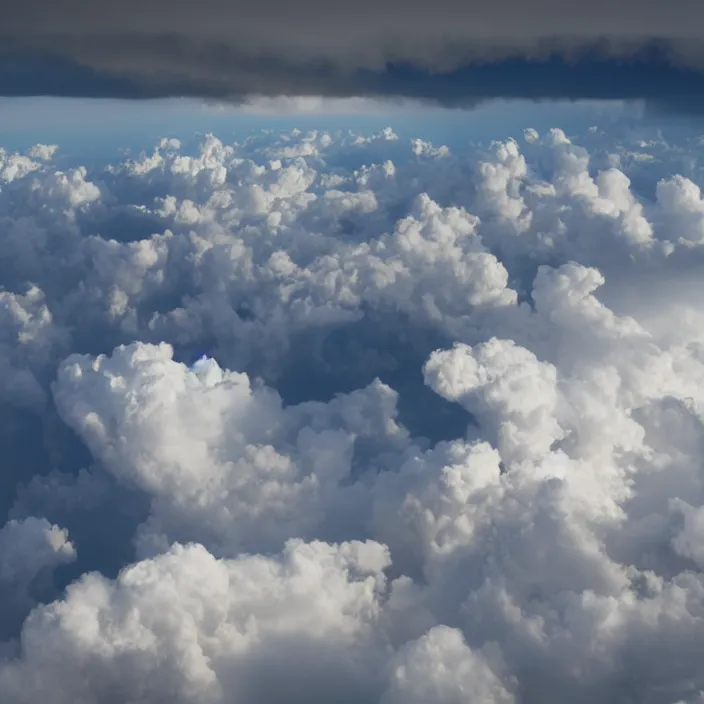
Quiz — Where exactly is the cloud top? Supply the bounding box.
[1,118,704,701]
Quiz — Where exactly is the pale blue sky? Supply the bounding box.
[0,96,639,165]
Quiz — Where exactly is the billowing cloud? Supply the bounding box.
[2,0,704,107]
[1,117,704,702]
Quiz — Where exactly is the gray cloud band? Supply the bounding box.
[1,0,704,106]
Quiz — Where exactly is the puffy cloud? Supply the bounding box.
[53,341,409,556]
[382,625,516,704]
[424,339,563,465]
[0,539,391,704]
[0,119,704,702]
[25,144,58,162]
[0,517,74,580]
[0,286,69,409]
[0,517,75,640]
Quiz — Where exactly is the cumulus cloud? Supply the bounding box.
[0,539,392,704]
[52,341,409,556]
[382,625,516,704]
[0,517,75,640]
[0,517,75,585]
[2,118,704,702]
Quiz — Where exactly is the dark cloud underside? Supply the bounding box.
[1,0,704,106]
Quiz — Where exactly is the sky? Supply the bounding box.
[3,2,704,704]
[0,96,638,162]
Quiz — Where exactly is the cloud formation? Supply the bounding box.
[2,0,704,106]
[2,119,704,701]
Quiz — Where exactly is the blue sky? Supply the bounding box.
[0,95,640,164]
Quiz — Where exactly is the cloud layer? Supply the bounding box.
[3,0,704,105]
[2,118,704,701]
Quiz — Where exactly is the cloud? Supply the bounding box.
[424,339,564,464]
[382,625,516,704]
[0,517,75,640]
[2,0,704,108]
[52,341,408,556]
[0,539,392,703]
[0,518,75,584]
[1,117,704,701]
[217,95,412,116]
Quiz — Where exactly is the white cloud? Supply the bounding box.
[0,517,75,584]
[213,96,423,116]
[0,117,704,702]
[53,341,408,556]
[0,539,391,704]
[382,626,516,704]
[424,339,563,464]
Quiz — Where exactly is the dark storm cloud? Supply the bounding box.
[1,0,704,105]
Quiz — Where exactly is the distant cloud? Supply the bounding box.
[209,95,421,115]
